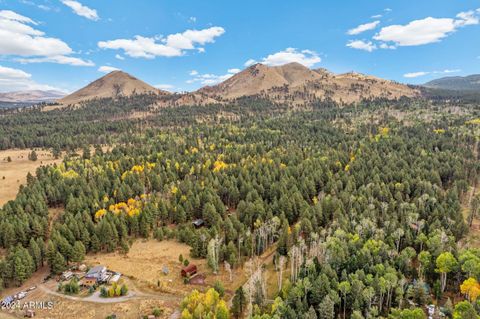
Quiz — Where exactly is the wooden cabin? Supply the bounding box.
[181,264,197,277]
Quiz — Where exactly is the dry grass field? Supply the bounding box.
[0,149,62,206]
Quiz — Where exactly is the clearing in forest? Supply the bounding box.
[0,149,62,206]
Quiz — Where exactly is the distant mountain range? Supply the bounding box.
[4,63,421,108]
[424,75,480,91]
[0,90,65,103]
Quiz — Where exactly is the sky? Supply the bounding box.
[0,0,479,93]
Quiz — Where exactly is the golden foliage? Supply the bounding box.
[460,277,480,303]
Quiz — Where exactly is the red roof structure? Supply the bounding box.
[181,264,197,277]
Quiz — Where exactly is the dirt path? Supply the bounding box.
[38,282,182,304]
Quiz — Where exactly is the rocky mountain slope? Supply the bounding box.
[59,71,168,105]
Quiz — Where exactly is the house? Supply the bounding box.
[181,264,197,277]
[192,219,204,228]
[81,277,97,287]
[85,265,108,283]
[25,309,35,318]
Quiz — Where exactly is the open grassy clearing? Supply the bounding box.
[0,149,62,206]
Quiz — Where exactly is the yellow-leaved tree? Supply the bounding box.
[460,277,480,303]
[181,288,229,319]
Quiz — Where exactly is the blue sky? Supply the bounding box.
[0,0,479,93]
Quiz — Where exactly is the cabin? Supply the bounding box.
[85,265,108,283]
[81,277,97,287]
[192,219,205,228]
[181,264,197,277]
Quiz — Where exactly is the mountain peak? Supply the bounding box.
[59,70,168,105]
[198,62,418,104]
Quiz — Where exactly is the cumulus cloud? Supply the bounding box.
[246,48,321,68]
[115,54,125,60]
[98,26,225,59]
[0,65,60,92]
[61,0,99,21]
[348,8,479,51]
[403,69,461,78]
[374,9,479,47]
[346,40,377,52]
[0,10,93,66]
[347,21,380,35]
[374,17,457,46]
[189,70,198,76]
[188,68,240,86]
[98,66,120,73]
[244,59,257,67]
[18,55,94,66]
[404,71,429,78]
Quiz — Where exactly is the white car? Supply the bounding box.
[15,292,27,300]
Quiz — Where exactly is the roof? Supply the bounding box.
[192,219,204,226]
[87,265,106,275]
[182,264,197,272]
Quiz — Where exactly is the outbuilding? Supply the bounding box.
[181,264,197,277]
[192,219,205,228]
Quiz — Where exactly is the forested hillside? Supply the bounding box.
[0,96,479,318]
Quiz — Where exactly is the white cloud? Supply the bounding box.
[403,69,461,78]
[0,65,59,92]
[155,84,174,90]
[18,55,94,66]
[371,14,382,19]
[440,69,461,74]
[98,66,120,73]
[188,68,240,86]
[115,54,124,60]
[98,26,225,59]
[61,0,99,21]
[374,17,457,46]
[346,40,377,52]
[347,21,380,35]
[189,70,198,76]
[249,48,321,67]
[379,43,396,49]
[189,16,197,23]
[244,59,257,67]
[0,10,93,66]
[227,68,241,74]
[404,71,429,78]
[455,10,479,26]
[374,9,479,47]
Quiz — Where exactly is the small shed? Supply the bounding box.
[181,264,197,277]
[25,309,35,318]
[109,273,121,284]
[192,219,204,228]
[61,271,74,281]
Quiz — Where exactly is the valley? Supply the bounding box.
[0,64,479,319]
